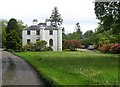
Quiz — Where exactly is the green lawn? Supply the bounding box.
[16,51,119,86]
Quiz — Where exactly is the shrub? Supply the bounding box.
[23,44,30,51]
[63,40,80,51]
[7,49,15,53]
[63,49,71,51]
[99,44,110,53]
[42,47,53,51]
[34,40,47,51]
[109,43,120,54]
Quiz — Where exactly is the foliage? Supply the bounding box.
[23,44,30,51]
[23,40,48,51]
[81,30,96,48]
[6,29,22,51]
[49,7,63,27]
[83,30,94,38]
[99,43,120,54]
[7,49,15,53]
[63,40,80,51]
[66,32,81,41]
[63,49,71,51]
[34,40,47,51]
[2,28,6,48]
[94,1,120,34]
[42,47,53,51]
[109,43,120,54]
[5,18,25,51]
[16,51,118,85]
[0,19,8,48]
[99,44,110,53]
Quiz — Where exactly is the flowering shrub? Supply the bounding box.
[99,44,110,53]
[99,43,120,54]
[109,43,120,54]
[63,40,80,51]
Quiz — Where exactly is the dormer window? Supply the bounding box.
[36,30,40,35]
[49,30,53,35]
[27,30,30,35]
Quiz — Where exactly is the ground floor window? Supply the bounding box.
[49,39,53,46]
[36,39,39,42]
[27,39,31,44]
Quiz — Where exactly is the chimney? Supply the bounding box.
[33,19,37,25]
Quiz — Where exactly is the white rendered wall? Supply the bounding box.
[22,28,62,51]
[57,27,62,51]
[22,30,40,46]
[43,30,58,51]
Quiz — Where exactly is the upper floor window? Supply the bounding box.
[27,39,31,44]
[36,30,40,35]
[49,30,53,35]
[27,30,30,35]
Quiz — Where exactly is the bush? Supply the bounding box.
[34,40,47,51]
[99,44,110,53]
[7,49,15,53]
[63,49,71,51]
[109,43,120,54]
[42,47,53,51]
[23,44,30,51]
[63,40,80,51]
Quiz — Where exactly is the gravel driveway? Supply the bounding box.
[2,51,47,86]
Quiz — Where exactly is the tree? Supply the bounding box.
[94,1,120,34]
[6,18,21,51]
[49,7,63,27]
[75,22,83,39]
[83,30,94,38]
[0,19,8,48]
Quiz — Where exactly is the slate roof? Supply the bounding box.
[23,25,40,30]
[38,23,46,27]
[44,25,58,30]
[23,23,58,30]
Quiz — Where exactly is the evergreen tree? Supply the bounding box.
[49,7,63,27]
[6,18,21,51]
[75,22,82,39]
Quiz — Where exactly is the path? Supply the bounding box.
[2,51,47,86]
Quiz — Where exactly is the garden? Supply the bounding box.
[16,51,119,86]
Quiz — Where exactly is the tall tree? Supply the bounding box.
[49,7,63,27]
[83,30,94,38]
[0,19,8,48]
[6,18,21,51]
[94,1,120,34]
[75,22,82,39]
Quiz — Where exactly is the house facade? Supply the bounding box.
[22,19,62,51]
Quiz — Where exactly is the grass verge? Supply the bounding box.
[16,51,119,86]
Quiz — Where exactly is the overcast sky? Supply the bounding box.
[0,0,99,34]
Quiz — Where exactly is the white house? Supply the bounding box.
[22,19,62,51]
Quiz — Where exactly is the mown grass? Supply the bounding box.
[16,51,119,86]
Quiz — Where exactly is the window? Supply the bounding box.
[27,39,31,44]
[27,30,30,35]
[36,39,39,42]
[49,39,53,46]
[49,30,53,35]
[36,30,40,35]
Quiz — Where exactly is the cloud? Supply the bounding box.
[0,0,98,34]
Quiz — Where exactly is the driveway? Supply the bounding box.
[2,51,47,86]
